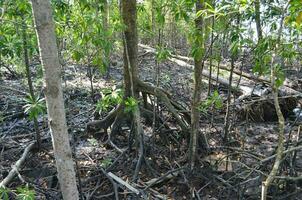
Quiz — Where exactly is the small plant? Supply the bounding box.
[23,95,46,120]
[155,46,171,62]
[96,86,123,114]
[0,186,35,200]
[162,74,171,85]
[198,90,223,113]
[100,158,112,168]
[16,186,35,200]
[124,96,138,113]
[0,187,10,200]
[87,138,98,146]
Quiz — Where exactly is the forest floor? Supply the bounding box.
[1,46,302,200]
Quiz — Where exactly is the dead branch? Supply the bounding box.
[0,142,35,188]
[108,172,140,195]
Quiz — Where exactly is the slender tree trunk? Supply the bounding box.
[223,15,240,144]
[254,0,262,41]
[207,14,215,96]
[189,0,208,169]
[151,0,156,45]
[261,2,289,199]
[102,0,111,78]
[30,1,79,199]
[21,15,41,149]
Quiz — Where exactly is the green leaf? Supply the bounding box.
[0,187,10,200]
[124,97,138,113]
[16,186,35,200]
[23,95,46,121]
[72,50,84,62]
[274,64,285,88]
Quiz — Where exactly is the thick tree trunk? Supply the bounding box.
[30,1,79,199]
[121,0,139,97]
[121,0,144,182]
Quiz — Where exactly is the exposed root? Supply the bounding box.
[86,81,190,136]
[137,80,190,133]
[86,104,122,134]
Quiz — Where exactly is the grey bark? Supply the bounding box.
[30,0,79,199]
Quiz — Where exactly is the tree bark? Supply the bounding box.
[21,14,41,149]
[254,0,262,41]
[189,0,208,169]
[30,0,79,199]
[121,0,139,97]
[121,0,144,182]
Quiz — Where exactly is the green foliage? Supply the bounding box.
[273,64,285,88]
[198,90,223,113]
[0,0,38,75]
[100,158,112,168]
[124,97,138,114]
[16,186,35,200]
[171,0,194,22]
[155,46,171,62]
[253,37,274,76]
[287,0,302,29]
[23,95,46,121]
[0,186,35,200]
[0,187,10,200]
[96,87,123,113]
[59,0,117,74]
[87,138,98,146]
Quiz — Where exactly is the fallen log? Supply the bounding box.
[139,44,302,121]
[139,44,302,97]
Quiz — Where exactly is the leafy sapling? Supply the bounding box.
[23,94,46,148]
[16,186,35,200]
[95,86,123,115]
[198,90,223,114]
[23,95,46,121]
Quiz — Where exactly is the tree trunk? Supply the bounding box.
[121,0,139,97]
[21,14,41,149]
[189,0,208,169]
[151,0,156,46]
[102,0,111,78]
[121,0,144,182]
[30,1,79,199]
[254,0,262,41]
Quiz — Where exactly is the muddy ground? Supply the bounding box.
[1,46,302,199]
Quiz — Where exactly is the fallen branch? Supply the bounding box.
[144,167,185,190]
[108,172,140,195]
[0,142,35,188]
